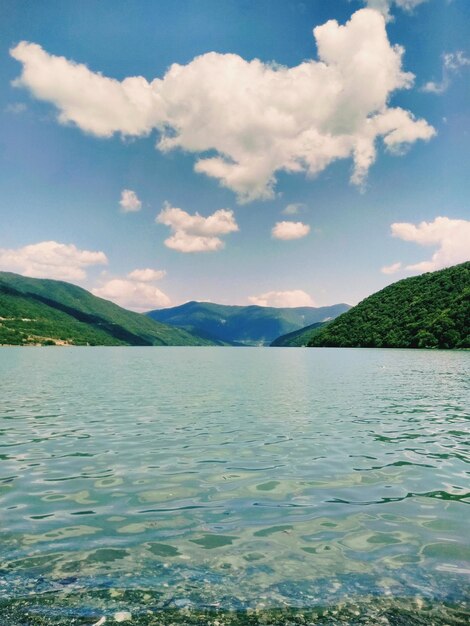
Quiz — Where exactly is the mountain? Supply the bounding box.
[0,272,220,346]
[270,321,327,347]
[146,301,351,346]
[308,262,470,349]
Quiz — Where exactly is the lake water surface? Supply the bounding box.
[0,347,469,625]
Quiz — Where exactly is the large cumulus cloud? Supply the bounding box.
[11,9,434,202]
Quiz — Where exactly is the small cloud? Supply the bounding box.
[422,80,448,95]
[381,261,402,274]
[443,51,470,71]
[364,0,428,21]
[390,216,470,273]
[0,241,107,281]
[272,221,310,240]
[422,50,470,95]
[282,203,305,215]
[248,289,316,308]
[391,0,428,10]
[156,202,238,253]
[119,189,142,213]
[127,268,166,282]
[5,102,27,114]
[92,278,170,312]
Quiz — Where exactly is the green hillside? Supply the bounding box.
[309,262,470,349]
[0,272,218,346]
[147,301,350,346]
[270,322,327,347]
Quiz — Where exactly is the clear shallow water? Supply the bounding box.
[0,347,469,625]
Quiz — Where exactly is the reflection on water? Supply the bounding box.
[0,347,469,624]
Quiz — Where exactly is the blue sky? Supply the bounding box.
[0,0,469,311]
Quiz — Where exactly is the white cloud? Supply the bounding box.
[156,202,239,253]
[0,241,107,281]
[272,221,311,240]
[364,0,428,21]
[422,80,448,96]
[422,51,470,94]
[92,278,170,311]
[119,189,142,212]
[248,290,316,308]
[390,216,470,272]
[443,51,470,71]
[282,203,305,215]
[11,9,434,202]
[395,0,427,7]
[381,261,402,274]
[127,268,166,282]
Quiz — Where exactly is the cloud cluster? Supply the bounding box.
[0,243,170,310]
[272,221,310,240]
[92,268,170,311]
[422,51,470,95]
[0,241,107,281]
[156,202,238,252]
[11,9,434,201]
[248,290,316,308]
[383,216,470,274]
[119,189,142,212]
[92,279,170,311]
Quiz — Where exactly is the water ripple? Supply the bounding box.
[0,346,469,621]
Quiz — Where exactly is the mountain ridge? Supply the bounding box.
[147,301,351,346]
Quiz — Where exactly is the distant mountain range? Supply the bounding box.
[275,262,469,349]
[0,272,220,346]
[146,301,351,346]
[3,263,467,349]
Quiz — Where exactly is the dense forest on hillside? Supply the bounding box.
[309,262,470,349]
[0,272,217,346]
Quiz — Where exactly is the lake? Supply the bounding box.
[0,347,469,625]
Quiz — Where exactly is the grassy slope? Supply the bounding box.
[147,301,350,346]
[309,262,470,349]
[0,272,218,346]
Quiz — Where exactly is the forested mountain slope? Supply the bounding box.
[309,262,470,349]
[0,272,219,346]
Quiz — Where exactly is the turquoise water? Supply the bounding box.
[0,347,469,625]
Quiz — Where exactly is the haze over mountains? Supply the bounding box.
[146,301,351,346]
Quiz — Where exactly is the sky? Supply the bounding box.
[0,0,469,311]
